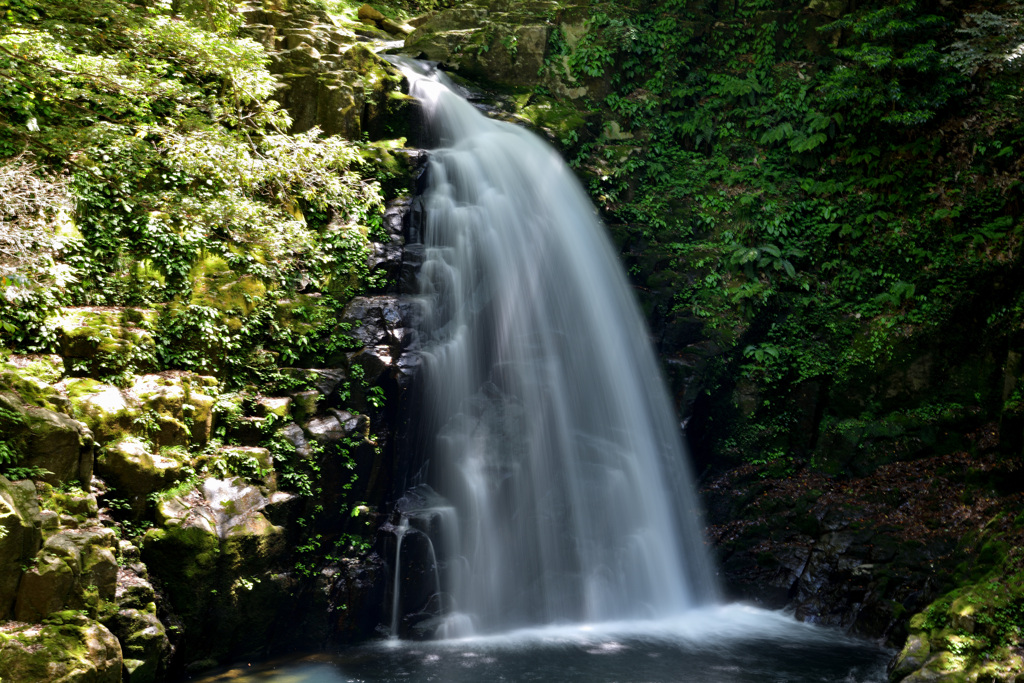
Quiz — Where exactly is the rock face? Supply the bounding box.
[59,307,158,381]
[15,527,119,622]
[0,389,94,488]
[702,452,1024,653]
[240,5,410,139]
[395,0,610,140]
[403,0,563,89]
[140,477,293,671]
[0,471,157,680]
[0,615,123,683]
[0,477,43,619]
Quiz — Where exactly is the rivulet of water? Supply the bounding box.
[387,56,718,636]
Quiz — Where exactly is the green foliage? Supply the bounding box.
[0,0,386,373]
[563,0,1024,468]
[818,0,968,129]
[266,427,322,498]
[0,404,26,470]
[0,155,74,350]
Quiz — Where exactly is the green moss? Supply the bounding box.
[141,525,221,627]
[0,616,121,682]
[59,308,159,383]
[0,370,65,414]
[520,95,587,141]
[65,378,138,445]
[0,354,64,385]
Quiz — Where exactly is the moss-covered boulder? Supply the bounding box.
[187,255,268,330]
[65,378,139,446]
[14,527,118,622]
[141,477,291,670]
[400,0,592,93]
[140,523,221,629]
[1,389,95,487]
[889,517,1024,683]
[255,4,409,141]
[59,307,158,382]
[0,354,68,413]
[406,20,551,89]
[97,439,183,508]
[104,604,170,683]
[0,476,43,619]
[519,94,588,143]
[0,614,122,683]
[130,373,218,447]
[255,396,292,419]
[215,446,277,492]
[13,551,77,622]
[891,632,931,680]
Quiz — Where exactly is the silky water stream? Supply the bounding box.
[191,58,891,682]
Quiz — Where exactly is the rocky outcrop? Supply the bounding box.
[0,467,173,682]
[0,5,423,679]
[101,439,182,508]
[0,476,43,619]
[0,387,94,488]
[59,307,158,382]
[106,564,172,683]
[0,614,123,683]
[703,452,1024,654]
[240,5,410,139]
[403,0,564,90]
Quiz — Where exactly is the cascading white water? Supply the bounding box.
[389,57,719,635]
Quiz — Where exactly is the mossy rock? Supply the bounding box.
[140,525,221,628]
[140,508,288,667]
[255,396,292,419]
[59,307,158,381]
[0,615,122,683]
[97,438,183,509]
[0,475,43,619]
[65,378,139,446]
[1,389,95,487]
[14,527,118,622]
[0,354,68,413]
[188,256,268,330]
[519,94,588,142]
[131,373,218,446]
[401,0,592,93]
[104,605,171,683]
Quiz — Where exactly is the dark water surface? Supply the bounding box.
[189,606,891,683]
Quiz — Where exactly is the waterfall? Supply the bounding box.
[387,56,719,637]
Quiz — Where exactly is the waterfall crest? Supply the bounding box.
[389,56,718,636]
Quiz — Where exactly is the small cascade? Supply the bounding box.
[387,486,471,638]
[388,516,409,638]
[386,55,719,637]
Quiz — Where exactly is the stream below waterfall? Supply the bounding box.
[187,606,891,682]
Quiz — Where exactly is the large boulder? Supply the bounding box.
[141,477,291,670]
[14,527,119,622]
[65,379,138,446]
[132,372,218,446]
[0,353,68,413]
[59,307,158,381]
[0,476,43,619]
[258,10,408,140]
[0,614,122,683]
[401,0,594,93]
[1,389,95,487]
[104,584,171,683]
[97,438,182,508]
